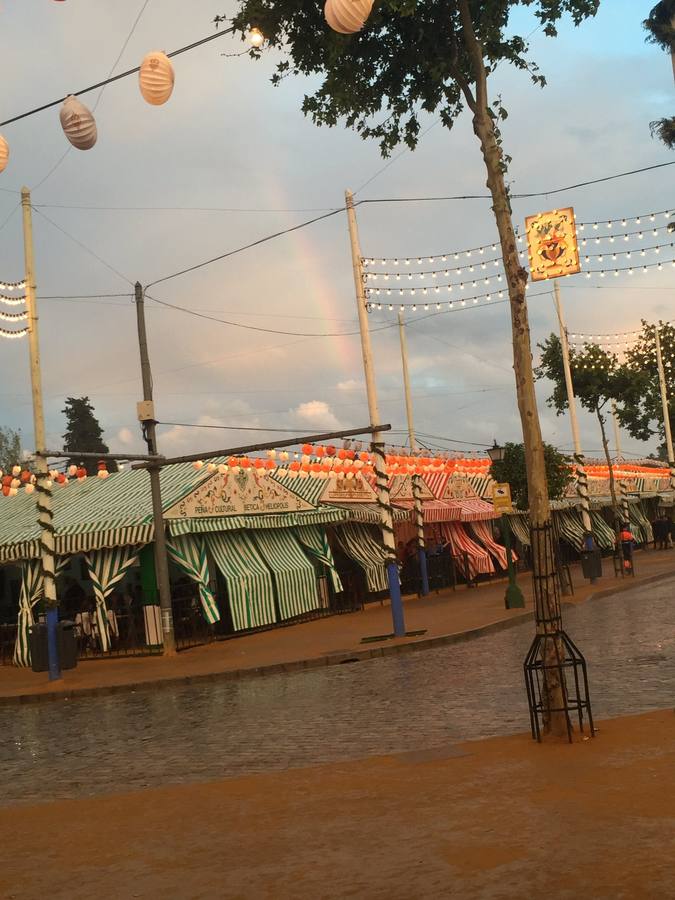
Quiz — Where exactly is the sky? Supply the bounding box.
[0,0,672,465]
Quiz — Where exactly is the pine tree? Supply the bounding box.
[62,397,118,475]
[0,427,22,472]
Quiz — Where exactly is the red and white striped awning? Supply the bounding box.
[397,497,496,522]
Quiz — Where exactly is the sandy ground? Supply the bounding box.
[1,709,674,899]
[3,549,675,704]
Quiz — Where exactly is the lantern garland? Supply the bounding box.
[139,51,175,106]
[0,460,110,497]
[324,0,373,34]
[0,135,9,174]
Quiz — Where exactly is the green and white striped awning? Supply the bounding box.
[251,529,319,620]
[334,523,389,593]
[205,532,276,631]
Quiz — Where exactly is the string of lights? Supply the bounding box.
[0,309,27,322]
[0,281,25,291]
[365,257,674,302]
[361,210,672,266]
[0,326,28,340]
[0,293,26,306]
[364,239,673,282]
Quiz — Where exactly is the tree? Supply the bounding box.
[0,427,22,472]
[643,0,675,149]
[62,397,117,475]
[616,321,675,450]
[537,334,627,532]
[489,441,572,510]
[227,0,600,736]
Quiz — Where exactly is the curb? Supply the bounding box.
[0,610,534,708]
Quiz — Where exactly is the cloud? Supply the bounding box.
[116,427,134,446]
[289,401,342,431]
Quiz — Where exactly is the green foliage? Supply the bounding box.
[225,0,599,156]
[490,441,572,509]
[618,321,675,445]
[643,0,675,52]
[650,116,675,149]
[62,397,118,475]
[0,427,22,472]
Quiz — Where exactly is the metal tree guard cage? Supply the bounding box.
[523,521,594,743]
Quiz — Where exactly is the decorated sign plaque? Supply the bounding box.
[319,477,377,504]
[389,475,435,501]
[525,207,580,281]
[442,476,479,501]
[165,470,315,519]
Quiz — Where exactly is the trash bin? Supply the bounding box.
[29,621,78,672]
[29,623,49,673]
[580,549,602,581]
[58,620,78,670]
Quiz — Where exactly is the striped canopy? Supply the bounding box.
[334,523,389,593]
[167,534,220,624]
[13,556,70,667]
[85,545,141,652]
[441,522,495,579]
[251,529,319,620]
[295,525,343,593]
[206,532,276,631]
[470,520,516,570]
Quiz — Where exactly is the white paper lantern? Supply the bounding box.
[139,51,175,106]
[193,460,204,470]
[60,96,97,150]
[324,0,373,34]
[24,483,35,494]
[0,136,9,174]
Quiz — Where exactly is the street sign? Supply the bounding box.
[492,482,513,513]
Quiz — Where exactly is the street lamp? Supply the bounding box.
[486,440,525,610]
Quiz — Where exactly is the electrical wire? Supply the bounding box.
[0,25,236,129]
[157,422,312,433]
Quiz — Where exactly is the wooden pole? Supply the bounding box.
[345,190,405,637]
[553,279,592,533]
[654,326,675,491]
[134,282,175,654]
[21,187,60,681]
[397,312,429,595]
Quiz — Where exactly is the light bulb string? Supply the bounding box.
[0,281,26,291]
[364,237,673,281]
[361,210,672,266]
[365,256,674,300]
[0,326,28,339]
[0,294,27,306]
[0,309,27,321]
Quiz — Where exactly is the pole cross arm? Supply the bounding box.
[42,450,165,462]
[131,424,392,470]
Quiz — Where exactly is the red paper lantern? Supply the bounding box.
[265,459,276,470]
[2,486,9,497]
[240,457,251,469]
[326,445,336,457]
[290,460,301,472]
[315,446,326,458]
[301,443,314,456]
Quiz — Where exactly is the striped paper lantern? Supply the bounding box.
[0,136,9,173]
[139,51,175,106]
[324,0,373,34]
[60,96,97,150]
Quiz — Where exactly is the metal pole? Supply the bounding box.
[345,190,405,637]
[21,187,60,680]
[553,280,592,531]
[397,312,429,596]
[134,282,175,653]
[654,326,675,492]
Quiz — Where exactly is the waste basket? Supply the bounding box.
[29,620,78,672]
[58,620,78,670]
[29,623,49,673]
[580,549,602,581]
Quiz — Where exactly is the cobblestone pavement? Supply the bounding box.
[1,578,674,807]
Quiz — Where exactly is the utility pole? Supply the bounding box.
[345,191,405,637]
[21,187,60,681]
[654,326,675,492]
[553,280,592,532]
[397,312,429,596]
[134,282,175,653]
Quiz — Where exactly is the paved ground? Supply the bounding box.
[1,576,673,805]
[2,547,675,703]
[2,708,674,899]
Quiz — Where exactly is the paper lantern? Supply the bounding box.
[97,470,109,479]
[60,96,97,150]
[193,460,204,470]
[324,0,373,34]
[10,478,20,489]
[217,464,227,475]
[1,486,9,497]
[0,136,9,174]
[139,51,175,106]
[24,483,35,494]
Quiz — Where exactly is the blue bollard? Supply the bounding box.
[386,560,406,637]
[45,605,61,681]
[418,547,430,596]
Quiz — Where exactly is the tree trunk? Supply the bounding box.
[596,406,623,565]
[457,0,567,737]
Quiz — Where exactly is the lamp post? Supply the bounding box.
[487,441,525,610]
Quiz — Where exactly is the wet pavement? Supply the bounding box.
[1,579,674,807]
